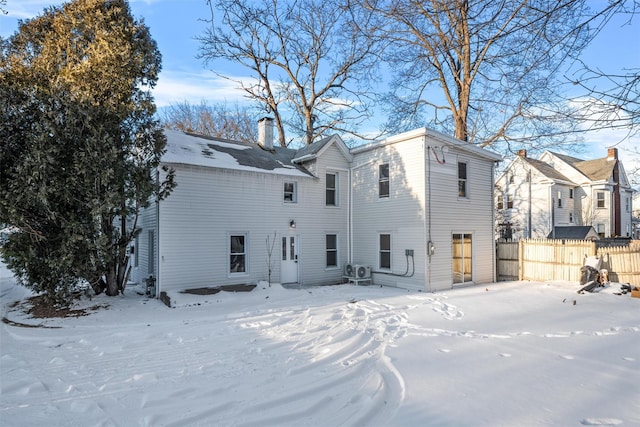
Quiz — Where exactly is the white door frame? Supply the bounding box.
[281,234,299,284]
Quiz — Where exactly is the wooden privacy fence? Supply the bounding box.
[496,239,640,285]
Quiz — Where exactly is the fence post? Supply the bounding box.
[518,239,524,281]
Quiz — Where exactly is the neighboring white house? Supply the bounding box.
[130,120,501,296]
[496,148,635,240]
[633,191,640,239]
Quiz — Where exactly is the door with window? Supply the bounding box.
[452,233,472,285]
[281,235,298,283]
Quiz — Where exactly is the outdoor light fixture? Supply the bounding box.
[289,220,296,228]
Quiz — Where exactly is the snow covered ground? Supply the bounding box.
[1,262,639,427]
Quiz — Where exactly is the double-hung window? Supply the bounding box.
[557,191,562,208]
[379,163,389,198]
[326,173,337,206]
[497,195,504,210]
[506,194,514,209]
[284,182,297,203]
[326,234,337,268]
[230,234,247,273]
[379,234,391,270]
[458,162,467,198]
[596,192,605,209]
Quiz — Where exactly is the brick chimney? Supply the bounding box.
[607,147,618,161]
[258,117,274,150]
[517,149,527,158]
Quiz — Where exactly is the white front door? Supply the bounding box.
[281,235,298,284]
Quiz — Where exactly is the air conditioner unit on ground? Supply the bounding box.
[355,265,371,279]
[344,263,355,277]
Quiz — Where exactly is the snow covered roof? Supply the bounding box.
[161,129,314,178]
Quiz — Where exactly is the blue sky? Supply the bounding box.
[1,0,638,176]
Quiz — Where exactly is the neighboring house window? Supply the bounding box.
[569,189,574,199]
[557,191,562,208]
[626,197,631,213]
[509,175,515,184]
[506,194,514,209]
[230,234,247,273]
[497,195,504,210]
[326,234,337,268]
[379,163,389,198]
[284,182,297,203]
[458,162,467,197]
[596,224,605,238]
[569,212,574,223]
[379,234,391,269]
[326,173,337,206]
[596,192,605,209]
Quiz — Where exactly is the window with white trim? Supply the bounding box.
[497,194,504,210]
[596,192,605,209]
[557,191,562,208]
[284,182,297,203]
[458,162,468,197]
[506,194,514,209]
[326,234,337,268]
[230,234,247,273]
[379,234,391,270]
[326,173,337,206]
[379,163,389,198]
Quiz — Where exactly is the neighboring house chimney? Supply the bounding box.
[517,149,527,158]
[258,117,274,150]
[607,147,618,161]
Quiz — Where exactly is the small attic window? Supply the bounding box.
[509,174,515,184]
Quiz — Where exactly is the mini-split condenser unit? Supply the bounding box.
[354,265,371,279]
[344,263,355,277]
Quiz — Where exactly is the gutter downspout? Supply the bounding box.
[424,136,432,292]
[491,160,497,283]
[156,168,161,298]
[348,165,353,265]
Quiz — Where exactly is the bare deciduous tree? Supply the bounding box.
[198,0,381,146]
[567,1,639,138]
[361,0,593,152]
[161,101,258,142]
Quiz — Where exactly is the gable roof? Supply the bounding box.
[522,157,572,183]
[547,226,599,240]
[351,127,502,161]
[545,150,617,183]
[546,151,583,165]
[572,158,616,182]
[162,129,313,177]
[292,134,353,163]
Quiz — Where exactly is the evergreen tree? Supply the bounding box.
[0,0,175,304]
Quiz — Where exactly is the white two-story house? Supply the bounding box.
[496,148,634,240]
[130,119,501,297]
